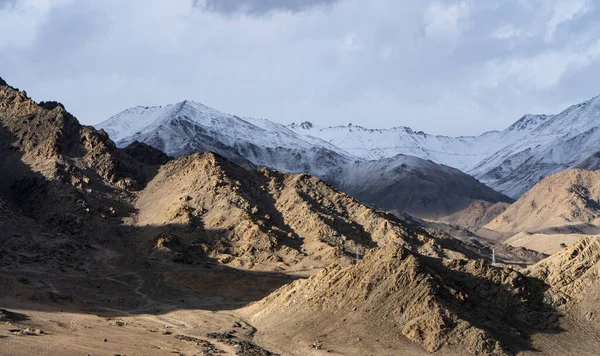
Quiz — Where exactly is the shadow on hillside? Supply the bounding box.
[0,220,300,316]
[0,222,299,316]
[0,121,298,317]
[419,255,562,354]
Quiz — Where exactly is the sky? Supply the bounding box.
[1,0,599,136]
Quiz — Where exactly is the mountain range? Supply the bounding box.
[97,93,600,207]
[96,101,511,218]
[2,76,600,355]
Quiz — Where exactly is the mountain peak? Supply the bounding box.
[289,121,314,130]
[506,114,549,132]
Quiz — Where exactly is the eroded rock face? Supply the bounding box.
[244,244,559,355]
[134,152,482,270]
[0,79,163,270]
[527,238,600,323]
[149,233,199,264]
[0,83,127,186]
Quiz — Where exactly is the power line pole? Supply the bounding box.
[492,248,496,266]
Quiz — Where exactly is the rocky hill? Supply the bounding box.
[526,237,600,337]
[134,151,486,270]
[439,200,510,232]
[243,244,559,355]
[485,169,600,236]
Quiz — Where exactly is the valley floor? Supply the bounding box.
[1,250,599,356]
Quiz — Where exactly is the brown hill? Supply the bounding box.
[0,78,596,355]
[133,152,479,271]
[242,244,559,356]
[438,200,509,231]
[485,169,600,235]
[526,237,600,327]
[0,79,166,271]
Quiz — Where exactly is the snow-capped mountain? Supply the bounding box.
[96,101,511,218]
[288,114,550,172]
[97,101,353,177]
[98,93,600,212]
[290,95,600,198]
[470,95,600,197]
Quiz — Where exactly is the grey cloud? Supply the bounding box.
[0,0,17,9]
[193,0,341,15]
[2,0,600,136]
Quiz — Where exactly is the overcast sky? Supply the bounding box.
[1,0,599,135]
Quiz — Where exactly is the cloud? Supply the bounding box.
[1,0,600,137]
[491,24,527,40]
[545,0,590,41]
[192,0,341,16]
[0,0,16,9]
[423,0,471,40]
[476,29,600,91]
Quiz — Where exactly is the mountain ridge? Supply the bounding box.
[98,92,600,201]
[96,100,512,218]
[2,76,600,356]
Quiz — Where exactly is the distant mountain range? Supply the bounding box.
[96,101,511,218]
[96,93,600,216]
[289,95,600,198]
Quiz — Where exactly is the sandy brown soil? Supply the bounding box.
[505,232,592,255]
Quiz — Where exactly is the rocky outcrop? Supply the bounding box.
[244,244,558,355]
[526,238,600,318]
[135,152,482,270]
[0,81,138,188]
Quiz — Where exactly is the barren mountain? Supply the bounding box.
[439,200,510,231]
[133,151,490,270]
[526,237,600,338]
[485,169,600,235]
[243,244,559,356]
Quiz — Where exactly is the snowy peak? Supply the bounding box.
[98,101,343,154]
[289,121,314,130]
[505,114,550,132]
